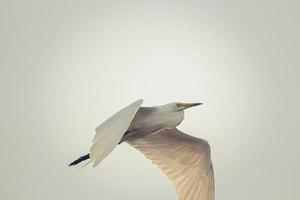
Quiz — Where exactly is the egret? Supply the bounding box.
[69,99,214,200]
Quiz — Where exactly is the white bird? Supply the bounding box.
[69,99,214,200]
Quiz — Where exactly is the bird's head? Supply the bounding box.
[164,102,202,111]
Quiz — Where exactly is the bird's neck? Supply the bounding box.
[157,109,184,128]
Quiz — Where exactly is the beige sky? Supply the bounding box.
[1,0,299,199]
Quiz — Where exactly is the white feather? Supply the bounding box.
[89,99,143,167]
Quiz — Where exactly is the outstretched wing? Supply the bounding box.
[127,128,214,200]
[90,99,143,167]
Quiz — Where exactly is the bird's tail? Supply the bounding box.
[69,154,90,166]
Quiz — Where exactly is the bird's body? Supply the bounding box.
[121,104,184,142]
[69,100,214,200]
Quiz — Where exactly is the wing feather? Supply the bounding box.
[127,128,214,200]
[89,99,143,167]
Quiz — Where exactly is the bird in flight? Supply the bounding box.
[69,99,214,200]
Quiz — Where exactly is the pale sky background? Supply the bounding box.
[1,0,299,200]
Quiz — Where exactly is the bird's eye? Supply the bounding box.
[176,103,183,108]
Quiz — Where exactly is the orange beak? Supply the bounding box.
[178,103,202,109]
